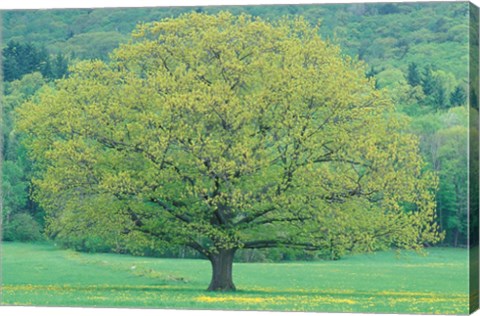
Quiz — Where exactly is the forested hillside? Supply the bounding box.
[2,3,469,83]
[1,2,473,257]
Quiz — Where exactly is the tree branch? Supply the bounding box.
[187,240,211,258]
[151,198,192,223]
[234,207,275,226]
[252,215,311,226]
[242,240,320,250]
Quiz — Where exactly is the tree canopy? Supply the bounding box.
[17,12,442,291]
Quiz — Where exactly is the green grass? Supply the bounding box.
[0,242,469,314]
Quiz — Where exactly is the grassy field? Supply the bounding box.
[0,242,469,314]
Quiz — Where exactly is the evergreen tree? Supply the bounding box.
[421,65,436,96]
[407,62,421,87]
[2,41,50,82]
[450,85,467,106]
[52,53,69,79]
[3,41,22,81]
[433,79,448,109]
[365,66,380,89]
[40,57,54,79]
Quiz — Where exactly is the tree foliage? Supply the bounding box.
[410,107,469,246]
[3,213,43,242]
[18,13,443,291]
[2,73,46,241]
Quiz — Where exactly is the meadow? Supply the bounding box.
[1,242,469,314]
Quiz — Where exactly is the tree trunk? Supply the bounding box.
[207,249,236,291]
[454,228,459,247]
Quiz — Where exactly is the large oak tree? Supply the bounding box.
[18,12,442,291]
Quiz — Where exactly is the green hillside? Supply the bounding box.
[2,2,469,83]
